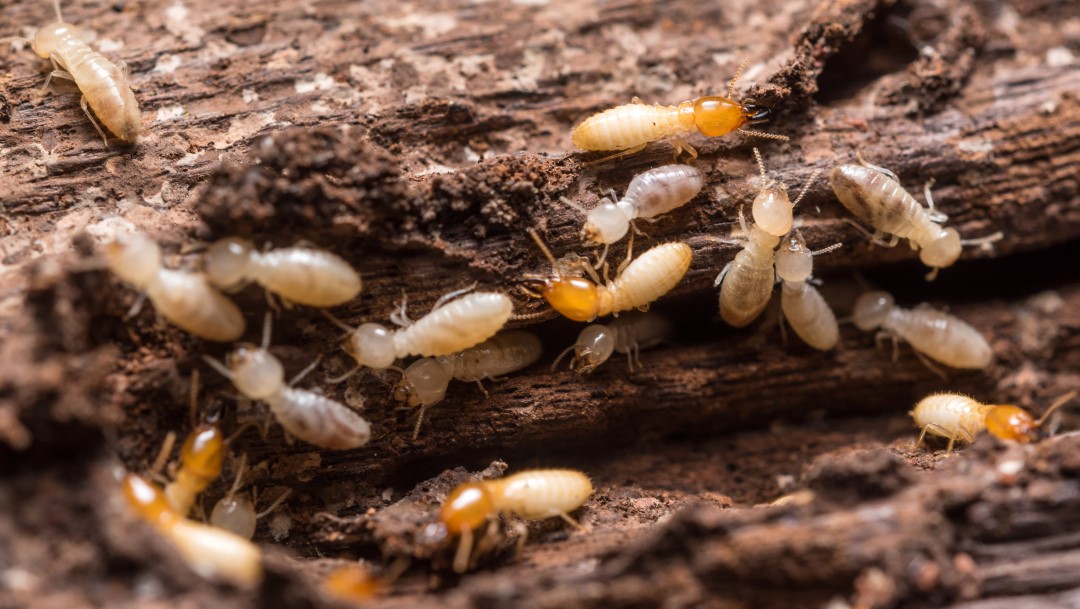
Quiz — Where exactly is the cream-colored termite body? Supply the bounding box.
[209,456,292,539]
[554,312,673,374]
[103,231,246,342]
[829,159,1002,280]
[576,164,704,245]
[393,331,543,439]
[31,2,141,144]
[775,232,841,351]
[204,238,361,308]
[203,317,372,450]
[911,391,1077,452]
[853,291,992,370]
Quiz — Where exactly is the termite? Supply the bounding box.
[551,312,672,374]
[439,469,593,573]
[524,229,692,322]
[853,290,993,373]
[103,231,246,342]
[715,162,818,327]
[31,1,141,145]
[326,289,514,375]
[775,231,842,351]
[164,422,225,517]
[570,60,786,160]
[829,156,1003,280]
[120,472,262,586]
[911,391,1077,452]
[203,238,362,308]
[203,314,372,450]
[209,455,292,539]
[392,330,543,439]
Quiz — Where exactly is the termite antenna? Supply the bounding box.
[202,354,235,382]
[188,369,200,428]
[811,242,843,257]
[550,345,576,373]
[255,488,293,519]
[558,196,588,215]
[792,169,822,209]
[259,312,273,350]
[738,129,790,142]
[752,147,767,184]
[728,57,749,99]
[509,309,556,322]
[527,228,561,278]
[321,309,356,334]
[1036,390,1078,427]
[226,453,248,498]
[54,0,64,22]
[960,231,1004,252]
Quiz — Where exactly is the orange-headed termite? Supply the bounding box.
[911,391,1077,452]
[103,231,246,342]
[203,238,361,308]
[775,231,842,351]
[31,1,141,144]
[551,311,672,374]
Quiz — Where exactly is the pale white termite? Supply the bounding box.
[203,237,361,308]
[326,289,514,377]
[392,330,543,439]
[552,311,673,374]
[853,290,993,372]
[525,229,692,322]
[203,315,372,450]
[103,231,246,342]
[830,157,1002,280]
[209,455,292,539]
[439,469,593,573]
[911,391,1077,452]
[775,231,842,351]
[31,1,141,144]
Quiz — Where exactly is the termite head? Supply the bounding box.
[524,228,601,322]
[570,325,615,374]
[344,323,397,369]
[204,238,256,290]
[752,183,792,237]
[211,495,257,539]
[853,291,894,331]
[984,405,1039,443]
[439,482,494,535]
[228,345,284,400]
[919,228,962,271]
[692,96,751,137]
[104,232,161,288]
[775,232,813,283]
[31,22,79,57]
[180,424,226,480]
[391,358,450,408]
[121,473,175,525]
[583,202,630,244]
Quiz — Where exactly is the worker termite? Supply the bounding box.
[31,1,142,145]
[853,290,993,373]
[103,231,246,342]
[570,60,786,160]
[564,164,703,256]
[439,469,593,573]
[203,314,372,450]
[326,289,514,375]
[120,472,262,586]
[209,455,292,538]
[715,161,818,327]
[775,232,842,351]
[829,157,1003,280]
[203,238,362,308]
[551,312,673,374]
[524,229,692,322]
[392,330,543,439]
[911,391,1077,452]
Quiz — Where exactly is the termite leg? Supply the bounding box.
[288,354,323,387]
[615,232,635,278]
[912,349,949,381]
[124,293,148,320]
[672,138,698,159]
[473,380,490,399]
[582,144,648,166]
[325,365,363,385]
[453,528,474,574]
[842,218,899,248]
[79,95,110,148]
[593,243,610,271]
[914,426,929,450]
[390,291,413,327]
[42,68,75,91]
[255,489,293,520]
[148,431,177,478]
[713,262,733,288]
[510,521,529,562]
[922,178,948,223]
[629,219,650,238]
[778,307,789,348]
[432,282,478,311]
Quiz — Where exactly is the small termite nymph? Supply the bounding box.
[571,60,786,160]
[209,455,292,539]
[120,472,262,586]
[392,331,543,439]
[203,238,362,308]
[775,231,842,351]
[551,312,673,374]
[103,231,246,342]
[439,469,593,573]
[203,315,372,450]
[829,157,1003,280]
[911,391,1077,452]
[523,230,692,322]
[31,1,142,144]
[853,290,993,374]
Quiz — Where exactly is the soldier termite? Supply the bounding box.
[392,330,543,440]
[570,60,786,161]
[911,391,1077,452]
[31,1,141,145]
[853,290,993,374]
[439,469,593,573]
[829,157,1003,280]
[523,229,692,322]
[203,314,372,450]
[120,472,262,586]
[203,238,362,308]
[326,289,514,377]
[775,232,842,351]
[551,312,673,374]
[103,231,246,342]
[209,455,292,538]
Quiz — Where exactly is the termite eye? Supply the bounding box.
[919,228,962,269]
[751,188,793,237]
[693,96,748,137]
[205,238,255,289]
[544,278,600,322]
[181,425,225,478]
[440,483,493,535]
[985,406,1038,443]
